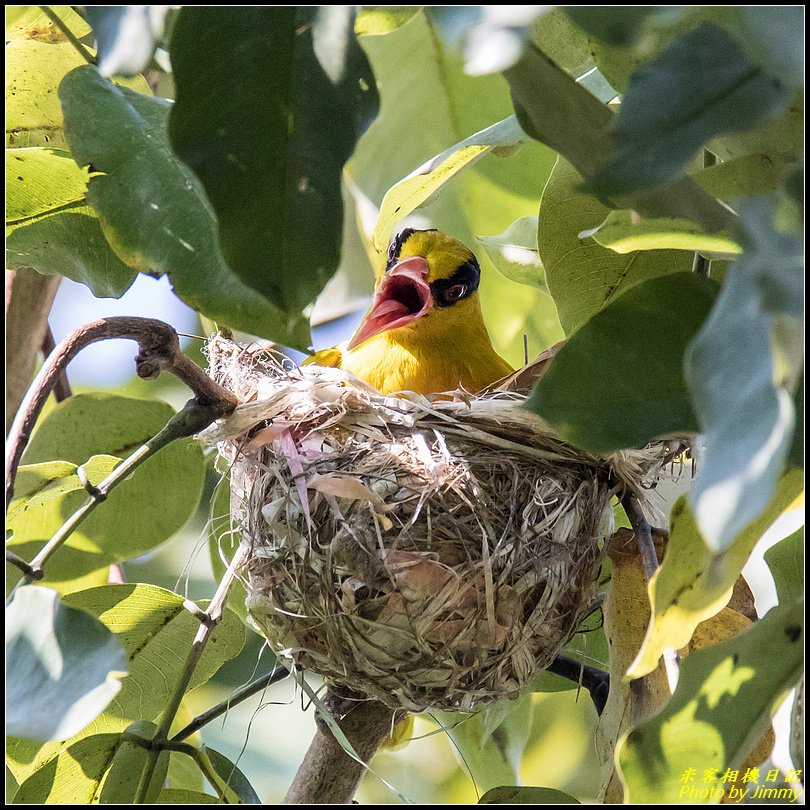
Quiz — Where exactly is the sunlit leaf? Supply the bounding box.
[589,23,792,196]
[692,153,796,201]
[9,394,205,580]
[476,216,545,289]
[84,6,168,77]
[6,587,127,742]
[627,469,803,679]
[764,527,804,606]
[355,6,421,36]
[59,66,310,348]
[526,273,717,453]
[373,116,527,253]
[6,147,137,297]
[685,200,802,550]
[7,584,245,795]
[98,721,168,804]
[618,601,804,803]
[5,6,91,41]
[169,7,378,323]
[579,212,741,260]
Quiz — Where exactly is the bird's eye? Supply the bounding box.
[442,284,467,304]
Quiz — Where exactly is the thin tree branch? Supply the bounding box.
[172,667,290,742]
[134,545,249,804]
[41,325,72,402]
[6,316,237,508]
[283,688,402,804]
[547,654,610,716]
[6,549,40,580]
[39,5,96,64]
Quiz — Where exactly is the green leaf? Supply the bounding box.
[729,7,804,89]
[692,153,796,201]
[504,42,733,233]
[58,67,310,349]
[12,733,121,804]
[7,584,245,795]
[6,38,149,150]
[579,212,741,260]
[84,6,168,77]
[202,746,261,805]
[685,201,802,551]
[618,601,804,804]
[627,469,803,679]
[480,785,581,804]
[355,6,421,36]
[526,273,717,453]
[9,393,204,580]
[564,6,667,46]
[537,158,694,335]
[5,6,91,41]
[531,7,595,80]
[589,23,793,196]
[98,721,168,804]
[6,147,137,296]
[7,456,121,523]
[434,694,533,792]
[764,527,804,606]
[373,116,527,252]
[6,586,127,742]
[157,789,220,804]
[350,10,563,366]
[476,216,545,289]
[168,7,378,322]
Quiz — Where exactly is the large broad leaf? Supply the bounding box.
[563,6,670,46]
[7,584,245,800]
[58,67,310,348]
[6,586,127,742]
[536,158,693,335]
[372,116,527,253]
[203,746,261,805]
[5,6,91,41]
[354,6,421,36]
[9,393,205,581]
[617,601,804,804]
[685,202,802,551]
[169,7,379,318]
[97,721,169,804]
[692,153,797,202]
[764,527,804,606]
[479,786,580,804]
[352,10,563,365]
[6,147,136,296]
[579,212,741,260]
[589,23,793,196]
[526,273,718,453]
[627,469,803,679]
[84,6,169,77]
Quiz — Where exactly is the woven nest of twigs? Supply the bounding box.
[201,334,673,712]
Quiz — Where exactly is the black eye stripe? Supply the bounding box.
[431,257,480,307]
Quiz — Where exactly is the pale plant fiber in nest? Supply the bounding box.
[201,335,674,712]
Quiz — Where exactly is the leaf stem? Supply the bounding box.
[38,6,96,65]
[172,666,289,742]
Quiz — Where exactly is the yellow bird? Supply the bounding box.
[307,229,513,395]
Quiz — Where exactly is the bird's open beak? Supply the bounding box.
[346,256,432,350]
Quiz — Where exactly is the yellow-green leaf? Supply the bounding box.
[627,469,803,679]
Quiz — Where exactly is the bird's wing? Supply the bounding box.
[302,346,344,368]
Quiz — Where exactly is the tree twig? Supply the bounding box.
[6,316,237,508]
[172,666,290,742]
[283,688,401,804]
[41,325,72,402]
[134,544,249,803]
[39,5,96,64]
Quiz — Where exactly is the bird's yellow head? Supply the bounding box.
[347,229,483,350]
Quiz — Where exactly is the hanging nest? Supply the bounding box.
[201,334,677,712]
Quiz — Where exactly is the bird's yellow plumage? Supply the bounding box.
[306,230,512,395]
